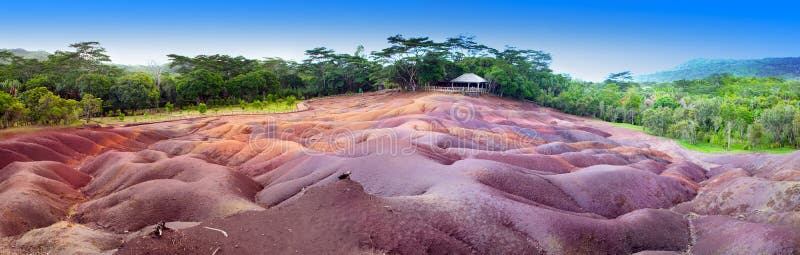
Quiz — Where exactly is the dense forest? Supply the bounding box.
[1,36,799,151]
[547,73,800,150]
[637,57,800,82]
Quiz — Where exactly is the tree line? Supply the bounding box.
[1,35,799,151]
[0,35,560,127]
[542,72,800,150]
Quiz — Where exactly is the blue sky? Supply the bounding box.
[2,0,799,81]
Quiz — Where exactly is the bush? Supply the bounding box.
[747,123,765,150]
[285,95,297,105]
[116,109,125,121]
[265,94,277,103]
[642,107,674,136]
[165,102,174,113]
[652,97,681,109]
[197,103,208,114]
[250,100,263,110]
[19,87,80,125]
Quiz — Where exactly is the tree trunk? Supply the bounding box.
[726,121,732,151]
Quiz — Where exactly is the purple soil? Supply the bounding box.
[0,91,797,254]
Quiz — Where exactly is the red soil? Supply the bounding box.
[0,90,797,254]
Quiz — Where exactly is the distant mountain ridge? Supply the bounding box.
[1,48,167,73]
[636,57,800,82]
[0,48,51,61]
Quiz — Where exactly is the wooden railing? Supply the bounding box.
[421,86,488,95]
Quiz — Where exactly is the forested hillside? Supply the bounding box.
[549,73,800,151]
[637,57,800,82]
[0,48,50,61]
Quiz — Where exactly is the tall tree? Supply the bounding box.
[110,73,159,111]
[373,35,444,91]
[176,69,224,104]
[80,93,102,123]
[76,73,112,99]
[445,34,489,61]
[167,54,257,79]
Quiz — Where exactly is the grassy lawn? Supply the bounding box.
[93,102,298,126]
[676,140,795,154]
[607,121,796,154]
[608,122,644,131]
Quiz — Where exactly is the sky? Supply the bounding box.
[2,0,799,81]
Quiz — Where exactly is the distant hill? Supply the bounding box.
[2,48,170,73]
[636,57,800,82]
[0,48,51,61]
[116,64,151,73]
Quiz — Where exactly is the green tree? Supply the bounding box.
[623,87,644,110]
[693,98,722,140]
[0,91,16,127]
[19,87,79,125]
[110,73,158,111]
[670,118,698,144]
[652,96,681,109]
[19,87,52,109]
[176,69,223,104]
[77,73,112,99]
[374,35,443,91]
[605,71,634,90]
[44,42,117,99]
[168,54,257,79]
[0,80,22,97]
[793,112,800,148]
[197,103,208,114]
[747,123,765,150]
[80,93,103,123]
[24,74,55,91]
[2,102,26,128]
[642,107,674,136]
[159,73,178,104]
[227,72,266,101]
[759,104,796,147]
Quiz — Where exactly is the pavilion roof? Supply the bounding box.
[450,73,487,83]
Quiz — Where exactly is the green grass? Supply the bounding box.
[94,102,298,125]
[608,122,644,131]
[607,121,796,154]
[675,140,795,154]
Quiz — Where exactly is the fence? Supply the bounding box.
[421,86,489,95]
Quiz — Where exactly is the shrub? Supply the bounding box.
[165,102,174,113]
[652,97,681,109]
[197,103,208,114]
[285,95,297,105]
[250,100,263,110]
[265,94,277,103]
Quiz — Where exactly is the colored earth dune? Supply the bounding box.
[0,91,798,254]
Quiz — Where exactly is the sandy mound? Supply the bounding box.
[691,216,799,254]
[117,180,692,254]
[0,161,88,236]
[15,221,121,255]
[75,152,263,232]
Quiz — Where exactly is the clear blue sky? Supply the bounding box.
[2,0,799,81]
